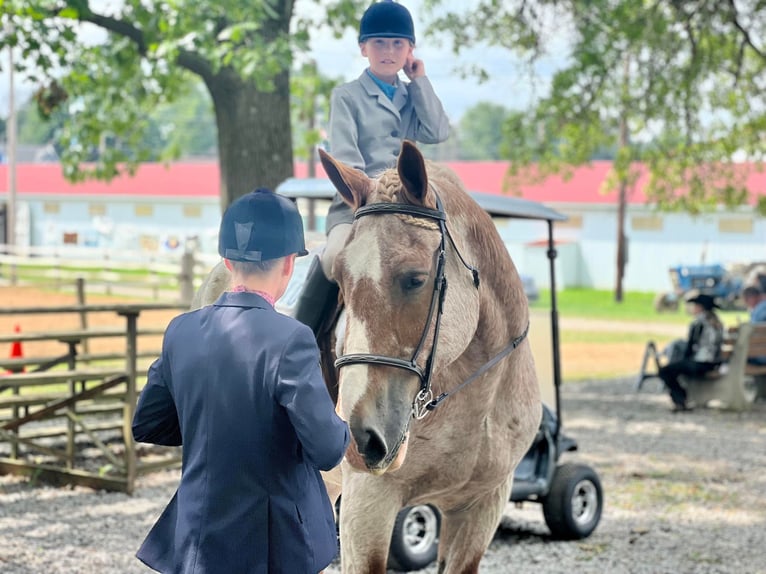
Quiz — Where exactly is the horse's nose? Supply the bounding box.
[356,426,388,468]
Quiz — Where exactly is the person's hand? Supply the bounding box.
[403,55,425,80]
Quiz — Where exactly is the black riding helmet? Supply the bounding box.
[218,188,308,262]
[358,1,416,44]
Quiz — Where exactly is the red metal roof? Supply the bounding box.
[0,160,763,205]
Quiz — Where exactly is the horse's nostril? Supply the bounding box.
[358,427,388,467]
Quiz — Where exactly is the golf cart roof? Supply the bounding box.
[276,177,567,223]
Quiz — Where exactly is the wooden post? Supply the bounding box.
[76,278,90,356]
[10,386,19,459]
[119,310,139,494]
[65,343,77,470]
[179,241,197,306]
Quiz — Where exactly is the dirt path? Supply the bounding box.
[1,377,763,574]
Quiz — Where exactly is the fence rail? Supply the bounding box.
[0,302,186,493]
[0,243,220,303]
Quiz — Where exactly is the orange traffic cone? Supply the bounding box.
[8,324,25,374]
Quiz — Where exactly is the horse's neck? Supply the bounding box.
[447,205,528,342]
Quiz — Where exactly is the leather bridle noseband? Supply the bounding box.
[333,192,528,420]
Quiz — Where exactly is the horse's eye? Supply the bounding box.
[400,274,427,292]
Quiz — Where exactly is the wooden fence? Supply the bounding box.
[0,301,186,493]
[0,244,220,304]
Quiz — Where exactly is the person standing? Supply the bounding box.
[133,188,349,574]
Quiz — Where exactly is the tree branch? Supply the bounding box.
[76,8,215,83]
[79,11,148,55]
[726,0,766,62]
[177,50,215,83]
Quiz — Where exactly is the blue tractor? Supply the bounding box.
[654,263,745,312]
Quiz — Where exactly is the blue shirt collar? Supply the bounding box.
[366,69,397,101]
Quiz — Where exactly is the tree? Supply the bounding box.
[290,60,338,176]
[1,0,365,211]
[426,0,766,299]
[458,102,510,160]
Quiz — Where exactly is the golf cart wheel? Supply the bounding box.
[388,505,440,571]
[542,463,603,540]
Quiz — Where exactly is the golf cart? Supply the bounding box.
[276,179,604,572]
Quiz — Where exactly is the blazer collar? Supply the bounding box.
[359,70,408,118]
[213,290,274,310]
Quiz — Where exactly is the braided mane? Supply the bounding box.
[372,171,440,232]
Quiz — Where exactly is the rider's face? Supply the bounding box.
[361,37,413,83]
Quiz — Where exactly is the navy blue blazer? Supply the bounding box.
[132,291,349,574]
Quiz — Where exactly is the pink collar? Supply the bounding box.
[231,285,276,307]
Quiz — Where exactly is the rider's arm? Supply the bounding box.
[328,87,365,172]
[408,76,450,144]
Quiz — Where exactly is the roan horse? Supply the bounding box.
[193,141,541,573]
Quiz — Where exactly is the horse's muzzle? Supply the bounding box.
[349,422,410,474]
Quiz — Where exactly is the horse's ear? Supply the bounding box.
[397,140,434,208]
[319,148,371,210]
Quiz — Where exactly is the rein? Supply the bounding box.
[333,189,528,419]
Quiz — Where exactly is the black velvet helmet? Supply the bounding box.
[218,188,308,262]
[358,1,415,44]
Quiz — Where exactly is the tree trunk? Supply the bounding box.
[206,69,294,212]
[615,178,627,302]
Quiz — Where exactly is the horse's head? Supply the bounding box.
[319,141,482,475]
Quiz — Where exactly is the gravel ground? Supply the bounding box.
[1,377,764,574]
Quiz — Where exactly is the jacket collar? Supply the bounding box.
[213,290,274,310]
[359,70,408,119]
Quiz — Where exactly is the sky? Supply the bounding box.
[0,0,567,124]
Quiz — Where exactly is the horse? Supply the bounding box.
[192,141,541,573]
[317,141,540,573]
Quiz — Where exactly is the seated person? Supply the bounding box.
[659,293,724,412]
[743,285,766,366]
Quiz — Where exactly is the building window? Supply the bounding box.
[183,205,202,218]
[135,204,154,217]
[631,215,664,231]
[43,202,61,214]
[89,203,107,216]
[139,235,160,252]
[558,214,583,228]
[718,218,753,234]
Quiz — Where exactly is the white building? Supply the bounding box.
[1,160,763,293]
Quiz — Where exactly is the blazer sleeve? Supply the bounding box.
[132,355,182,446]
[275,324,350,471]
[328,86,365,172]
[408,76,451,144]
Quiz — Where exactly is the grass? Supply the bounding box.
[532,287,752,327]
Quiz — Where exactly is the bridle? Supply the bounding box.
[333,191,528,420]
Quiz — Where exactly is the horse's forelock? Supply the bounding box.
[372,169,438,211]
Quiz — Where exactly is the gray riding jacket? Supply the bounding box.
[325,71,450,232]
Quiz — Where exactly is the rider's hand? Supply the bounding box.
[403,55,425,80]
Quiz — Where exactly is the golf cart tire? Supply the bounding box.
[542,462,603,540]
[388,505,440,572]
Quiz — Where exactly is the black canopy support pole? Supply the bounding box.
[547,220,563,454]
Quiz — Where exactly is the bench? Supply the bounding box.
[681,322,766,411]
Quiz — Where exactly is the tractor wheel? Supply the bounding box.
[653,292,678,312]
